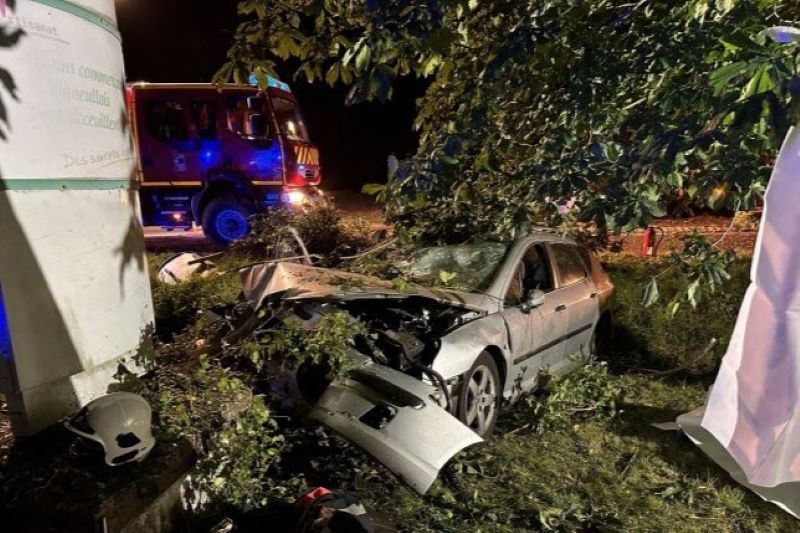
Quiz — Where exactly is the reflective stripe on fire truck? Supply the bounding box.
[293,146,319,166]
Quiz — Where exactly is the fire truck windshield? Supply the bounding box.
[271,96,310,143]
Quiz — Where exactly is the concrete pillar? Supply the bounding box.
[0,0,153,435]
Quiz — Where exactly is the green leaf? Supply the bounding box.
[421,55,442,77]
[355,44,372,72]
[439,270,457,284]
[642,278,660,307]
[392,277,410,292]
[715,0,734,15]
[690,0,709,21]
[605,142,621,162]
[709,62,748,95]
[336,65,352,85]
[361,183,385,195]
[742,64,776,99]
[687,279,701,308]
[325,63,340,86]
[299,62,315,83]
[667,299,681,317]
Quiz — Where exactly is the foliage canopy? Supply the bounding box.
[220,0,799,305]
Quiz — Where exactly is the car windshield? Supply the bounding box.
[397,243,509,293]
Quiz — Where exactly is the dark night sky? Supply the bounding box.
[115,0,425,190]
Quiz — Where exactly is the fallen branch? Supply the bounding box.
[504,423,532,437]
[339,238,397,261]
[639,338,718,377]
[620,450,639,478]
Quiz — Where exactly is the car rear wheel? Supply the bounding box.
[585,312,612,363]
[458,352,501,438]
[202,195,252,246]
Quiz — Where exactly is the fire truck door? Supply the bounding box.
[137,94,198,183]
[184,100,223,183]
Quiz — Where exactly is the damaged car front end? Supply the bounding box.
[238,233,612,494]
[239,261,490,494]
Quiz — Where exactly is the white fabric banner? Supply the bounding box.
[701,125,800,487]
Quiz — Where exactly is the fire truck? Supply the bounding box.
[126,77,321,245]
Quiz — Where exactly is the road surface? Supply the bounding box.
[144,190,382,253]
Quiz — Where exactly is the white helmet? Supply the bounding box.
[65,392,156,466]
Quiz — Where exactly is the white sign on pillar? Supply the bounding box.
[0,0,154,435]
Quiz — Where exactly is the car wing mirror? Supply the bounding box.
[521,289,545,314]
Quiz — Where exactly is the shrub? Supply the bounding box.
[534,363,624,432]
[150,272,242,340]
[236,199,374,260]
[115,340,289,511]
[184,394,286,510]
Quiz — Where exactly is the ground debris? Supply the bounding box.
[0,398,12,456]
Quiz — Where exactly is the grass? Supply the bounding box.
[146,250,797,531]
[357,374,792,531]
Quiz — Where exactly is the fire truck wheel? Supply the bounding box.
[202,196,252,246]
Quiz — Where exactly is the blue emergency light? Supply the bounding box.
[248,73,292,93]
[0,285,12,362]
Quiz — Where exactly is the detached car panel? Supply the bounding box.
[309,363,482,495]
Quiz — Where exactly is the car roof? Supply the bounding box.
[514,229,578,246]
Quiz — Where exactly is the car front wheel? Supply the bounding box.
[458,352,501,438]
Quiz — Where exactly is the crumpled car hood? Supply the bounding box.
[241,262,494,312]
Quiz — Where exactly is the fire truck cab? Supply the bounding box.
[127,78,321,245]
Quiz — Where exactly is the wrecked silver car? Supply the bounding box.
[240,232,613,494]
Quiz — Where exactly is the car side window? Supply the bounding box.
[504,262,525,307]
[522,244,553,294]
[504,244,554,307]
[550,243,587,286]
[143,100,189,143]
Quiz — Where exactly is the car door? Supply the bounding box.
[547,243,598,376]
[501,243,566,394]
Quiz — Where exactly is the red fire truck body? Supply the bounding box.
[126,80,321,244]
